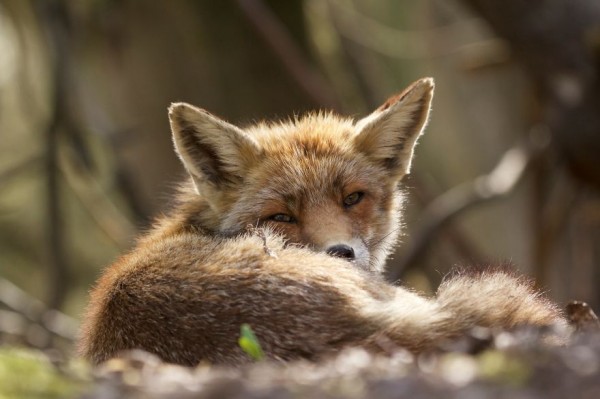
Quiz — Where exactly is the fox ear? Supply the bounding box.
[169,103,260,192]
[354,78,434,179]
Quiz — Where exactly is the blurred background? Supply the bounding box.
[1,0,599,354]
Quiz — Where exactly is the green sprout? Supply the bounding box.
[238,323,265,361]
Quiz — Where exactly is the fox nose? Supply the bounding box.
[326,244,355,260]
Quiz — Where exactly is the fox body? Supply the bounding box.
[79,78,564,366]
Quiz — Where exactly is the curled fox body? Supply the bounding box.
[79,78,565,366]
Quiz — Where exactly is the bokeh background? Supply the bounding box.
[1,0,599,353]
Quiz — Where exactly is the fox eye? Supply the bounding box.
[343,192,364,208]
[267,213,296,223]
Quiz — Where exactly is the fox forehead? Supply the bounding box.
[248,156,385,207]
[245,112,357,156]
[246,132,384,196]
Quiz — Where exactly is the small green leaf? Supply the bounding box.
[238,323,265,361]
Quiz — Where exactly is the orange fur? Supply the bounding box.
[79,78,566,366]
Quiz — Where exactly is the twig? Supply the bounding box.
[531,167,580,287]
[389,129,550,282]
[566,301,600,332]
[236,0,340,109]
[247,225,278,258]
[0,154,42,186]
[42,8,67,312]
[34,1,71,311]
[408,175,488,268]
[0,278,78,343]
[327,0,497,60]
[59,144,135,249]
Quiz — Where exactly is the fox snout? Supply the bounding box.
[326,244,355,260]
[320,239,370,270]
[298,206,373,270]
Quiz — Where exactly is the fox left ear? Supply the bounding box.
[169,103,261,194]
[354,77,434,179]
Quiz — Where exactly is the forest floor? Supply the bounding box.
[1,326,600,399]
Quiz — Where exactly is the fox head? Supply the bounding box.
[168,78,434,272]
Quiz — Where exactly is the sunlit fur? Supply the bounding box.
[166,111,407,272]
[79,78,566,367]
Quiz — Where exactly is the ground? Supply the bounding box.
[1,327,600,399]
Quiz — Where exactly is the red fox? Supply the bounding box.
[79,78,565,366]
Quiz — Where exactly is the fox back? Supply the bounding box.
[79,78,565,366]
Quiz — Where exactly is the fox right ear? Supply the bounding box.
[169,103,261,192]
[354,78,434,180]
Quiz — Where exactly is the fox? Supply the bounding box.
[79,78,566,367]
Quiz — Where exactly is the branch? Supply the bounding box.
[0,154,42,186]
[0,278,77,345]
[34,1,72,311]
[236,0,340,109]
[389,128,550,281]
[327,0,494,60]
[59,145,135,249]
[460,0,600,189]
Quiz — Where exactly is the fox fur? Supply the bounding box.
[79,78,565,367]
